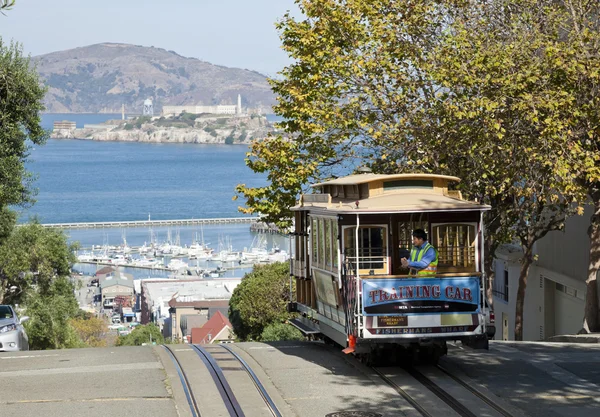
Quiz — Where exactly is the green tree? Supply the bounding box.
[229,262,294,341]
[116,324,164,346]
[237,0,588,340]
[421,0,586,340]
[24,276,82,350]
[549,0,600,333]
[0,38,48,213]
[260,322,304,342]
[70,314,108,347]
[0,1,15,13]
[0,223,77,305]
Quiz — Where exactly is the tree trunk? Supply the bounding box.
[514,247,534,341]
[583,198,600,333]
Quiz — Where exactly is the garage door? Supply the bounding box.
[554,283,584,335]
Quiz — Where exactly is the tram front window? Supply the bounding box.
[343,226,388,274]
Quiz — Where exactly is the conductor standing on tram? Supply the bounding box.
[401,229,438,276]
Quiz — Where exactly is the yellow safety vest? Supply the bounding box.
[409,242,438,277]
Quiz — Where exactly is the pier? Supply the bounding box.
[41,217,260,230]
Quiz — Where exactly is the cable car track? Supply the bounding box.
[162,344,201,417]
[162,344,283,417]
[374,364,516,417]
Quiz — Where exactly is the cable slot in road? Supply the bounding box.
[219,344,283,417]
[374,364,516,417]
[161,345,201,417]
[191,344,245,417]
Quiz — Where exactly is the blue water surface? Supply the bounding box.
[20,115,271,224]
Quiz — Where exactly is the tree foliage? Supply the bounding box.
[24,276,82,350]
[237,0,596,339]
[70,314,108,347]
[116,324,164,346]
[229,262,295,341]
[0,223,77,305]
[0,38,48,212]
[0,1,15,13]
[260,322,304,342]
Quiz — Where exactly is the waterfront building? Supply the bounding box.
[139,278,240,341]
[53,120,76,131]
[162,94,243,116]
[100,270,134,310]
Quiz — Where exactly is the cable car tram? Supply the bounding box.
[288,172,492,363]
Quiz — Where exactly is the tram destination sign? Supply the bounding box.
[361,277,480,315]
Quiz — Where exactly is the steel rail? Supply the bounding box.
[162,345,201,417]
[371,367,433,417]
[191,344,245,417]
[436,364,514,417]
[219,344,283,417]
[404,366,478,417]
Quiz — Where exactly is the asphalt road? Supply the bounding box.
[1,341,599,417]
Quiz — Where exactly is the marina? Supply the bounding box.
[70,223,289,280]
[42,216,260,229]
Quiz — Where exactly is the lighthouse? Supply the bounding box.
[237,94,242,115]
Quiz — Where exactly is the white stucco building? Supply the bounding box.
[492,204,596,340]
[162,94,243,116]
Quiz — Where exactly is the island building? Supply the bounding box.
[53,120,76,131]
[162,94,243,116]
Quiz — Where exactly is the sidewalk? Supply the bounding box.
[548,333,600,343]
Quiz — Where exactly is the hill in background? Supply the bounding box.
[34,43,276,113]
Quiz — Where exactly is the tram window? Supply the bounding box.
[318,218,325,267]
[332,222,339,268]
[311,218,318,262]
[431,223,476,272]
[343,226,387,273]
[325,220,332,267]
[397,221,429,255]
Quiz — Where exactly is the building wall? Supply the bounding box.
[170,306,209,341]
[492,205,593,340]
[162,105,238,116]
[535,204,592,283]
[493,259,552,341]
[102,285,134,307]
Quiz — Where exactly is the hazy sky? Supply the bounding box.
[0,0,300,77]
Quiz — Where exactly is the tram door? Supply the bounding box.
[393,219,428,275]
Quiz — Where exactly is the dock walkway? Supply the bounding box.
[41,217,260,230]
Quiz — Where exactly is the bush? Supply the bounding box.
[116,324,164,346]
[225,135,235,145]
[229,262,294,341]
[123,123,134,130]
[260,322,304,342]
[70,315,108,347]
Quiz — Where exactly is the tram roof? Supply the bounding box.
[295,191,490,213]
[295,172,490,213]
[311,173,461,187]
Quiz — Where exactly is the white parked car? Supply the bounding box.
[0,305,29,352]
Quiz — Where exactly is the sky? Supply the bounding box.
[0,0,300,77]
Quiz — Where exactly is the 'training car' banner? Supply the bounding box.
[362,277,480,315]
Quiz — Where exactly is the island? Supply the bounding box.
[51,112,276,145]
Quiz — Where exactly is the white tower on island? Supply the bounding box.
[237,94,242,115]
[143,98,154,116]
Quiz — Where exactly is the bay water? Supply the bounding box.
[20,114,287,278]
